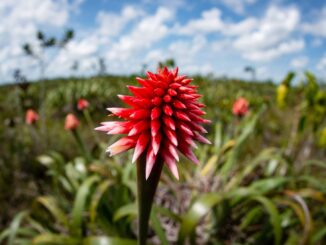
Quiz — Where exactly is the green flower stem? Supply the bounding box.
[137,154,164,245]
[83,109,101,144]
[71,129,92,163]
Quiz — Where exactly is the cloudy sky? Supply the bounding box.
[0,0,326,83]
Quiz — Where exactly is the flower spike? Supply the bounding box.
[96,67,210,179]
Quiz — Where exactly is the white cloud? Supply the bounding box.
[233,5,302,62]
[234,6,300,51]
[169,35,207,62]
[0,0,82,81]
[243,39,304,62]
[223,18,258,36]
[47,35,103,77]
[107,7,174,62]
[0,1,324,82]
[176,7,257,36]
[143,35,208,72]
[96,6,144,37]
[302,7,326,37]
[290,56,309,69]
[178,8,224,35]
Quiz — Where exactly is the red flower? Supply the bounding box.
[232,97,249,117]
[65,113,80,130]
[25,109,39,125]
[77,98,89,110]
[96,67,210,179]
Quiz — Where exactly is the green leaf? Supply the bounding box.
[220,107,264,179]
[82,236,137,245]
[123,180,137,197]
[240,206,262,230]
[252,196,282,245]
[214,122,223,151]
[113,203,137,222]
[33,234,80,245]
[226,148,285,190]
[150,208,169,245]
[249,177,288,194]
[178,193,223,244]
[70,176,100,236]
[90,180,114,223]
[312,227,326,244]
[36,196,69,227]
[153,205,180,222]
[5,211,29,245]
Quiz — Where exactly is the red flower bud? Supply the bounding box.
[77,99,89,110]
[25,109,39,125]
[65,113,80,130]
[232,97,249,117]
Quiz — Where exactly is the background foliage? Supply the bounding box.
[0,71,325,244]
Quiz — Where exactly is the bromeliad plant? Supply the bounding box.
[96,67,210,244]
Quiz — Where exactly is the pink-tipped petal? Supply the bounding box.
[162,150,179,180]
[151,120,161,137]
[107,137,137,156]
[129,120,150,136]
[163,104,173,116]
[177,121,194,136]
[178,141,200,165]
[163,115,175,130]
[145,147,156,179]
[167,142,179,161]
[130,109,150,119]
[175,111,191,122]
[194,132,212,144]
[163,127,178,146]
[132,132,150,163]
[107,108,133,118]
[152,132,162,155]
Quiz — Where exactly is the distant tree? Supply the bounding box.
[71,61,79,72]
[22,29,74,133]
[158,58,176,70]
[98,57,107,76]
[13,69,26,84]
[22,29,74,77]
[244,66,256,81]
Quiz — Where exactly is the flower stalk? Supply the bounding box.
[71,129,92,163]
[83,109,101,144]
[137,153,164,245]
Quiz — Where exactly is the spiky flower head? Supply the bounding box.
[25,109,39,125]
[96,67,210,179]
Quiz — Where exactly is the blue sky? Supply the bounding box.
[0,0,326,83]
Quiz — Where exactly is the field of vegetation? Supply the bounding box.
[0,70,325,245]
